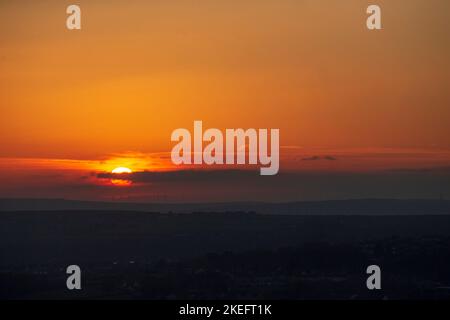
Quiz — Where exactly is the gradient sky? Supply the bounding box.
[0,0,449,202]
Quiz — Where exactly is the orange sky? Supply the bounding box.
[0,1,449,201]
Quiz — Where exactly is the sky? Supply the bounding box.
[0,0,449,202]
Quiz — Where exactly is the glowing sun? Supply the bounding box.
[112,167,132,174]
[111,167,132,186]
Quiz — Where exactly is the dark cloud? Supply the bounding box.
[92,167,450,202]
[97,169,261,183]
[301,156,320,161]
[7,168,450,202]
[301,155,337,161]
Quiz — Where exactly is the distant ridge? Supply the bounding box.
[1,198,449,215]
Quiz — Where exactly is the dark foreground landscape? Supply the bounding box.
[1,199,450,300]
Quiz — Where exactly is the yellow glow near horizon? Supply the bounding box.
[112,167,132,174]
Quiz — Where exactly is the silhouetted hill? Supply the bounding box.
[1,198,449,215]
